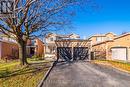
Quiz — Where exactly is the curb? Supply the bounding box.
[37,61,57,87]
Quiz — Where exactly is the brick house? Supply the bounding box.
[88,32,116,45]
[0,40,19,60]
[26,38,45,57]
[0,34,45,59]
[91,33,130,61]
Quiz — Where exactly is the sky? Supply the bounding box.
[71,0,130,39]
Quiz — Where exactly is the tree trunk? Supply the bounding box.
[18,40,28,65]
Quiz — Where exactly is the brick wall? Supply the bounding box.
[0,41,19,60]
[35,39,45,57]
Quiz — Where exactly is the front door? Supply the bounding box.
[30,47,35,56]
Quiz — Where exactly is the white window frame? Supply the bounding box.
[50,38,53,41]
[96,37,102,42]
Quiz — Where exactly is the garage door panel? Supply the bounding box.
[112,48,127,61]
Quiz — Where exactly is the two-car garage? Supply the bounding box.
[57,47,88,61]
[111,47,127,61]
[55,39,90,62]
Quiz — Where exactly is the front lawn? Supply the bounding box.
[0,59,52,87]
[92,60,130,73]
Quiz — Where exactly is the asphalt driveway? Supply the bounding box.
[43,61,130,87]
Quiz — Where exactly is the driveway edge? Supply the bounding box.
[37,61,57,87]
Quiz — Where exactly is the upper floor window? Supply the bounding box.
[0,0,14,18]
[107,37,112,40]
[32,40,36,45]
[96,37,102,42]
[50,38,53,41]
[3,37,8,41]
[0,37,2,40]
[56,37,62,40]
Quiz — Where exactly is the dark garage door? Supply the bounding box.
[57,47,88,61]
[73,47,88,60]
[57,47,72,61]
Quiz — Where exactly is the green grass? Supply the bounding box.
[0,58,51,87]
[93,60,130,73]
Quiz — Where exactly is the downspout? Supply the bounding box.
[126,47,128,61]
[105,43,108,60]
[89,40,92,61]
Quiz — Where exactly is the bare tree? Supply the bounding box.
[0,0,92,65]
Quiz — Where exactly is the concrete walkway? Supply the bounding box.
[43,61,130,87]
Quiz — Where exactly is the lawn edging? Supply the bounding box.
[37,60,57,87]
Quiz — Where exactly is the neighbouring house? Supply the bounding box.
[91,32,130,61]
[0,34,19,60]
[26,38,45,58]
[0,34,45,60]
[0,34,17,43]
[88,32,116,45]
[44,33,80,57]
[0,40,19,60]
